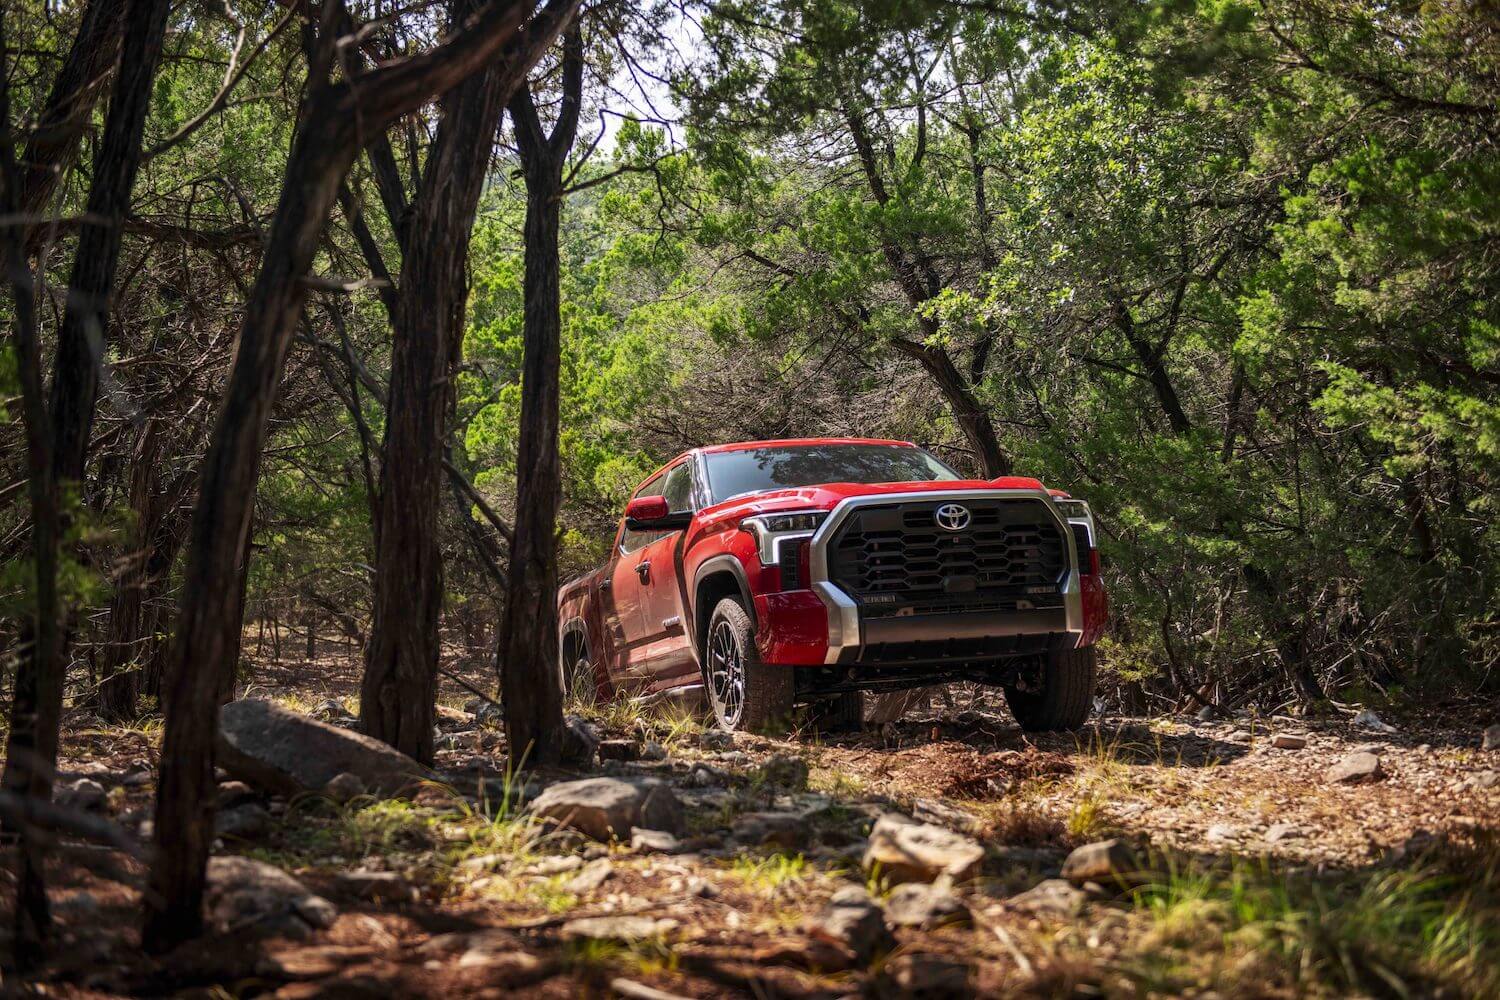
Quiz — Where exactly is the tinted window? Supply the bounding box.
[703,444,960,503]
[662,463,694,513]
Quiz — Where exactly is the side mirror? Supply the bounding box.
[624,495,692,531]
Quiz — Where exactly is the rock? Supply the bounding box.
[640,740,668,761]
[322,771,366,803]
[216,802,273,840]
[599,739,640,762]
[561,715,599,767]
[217,699,431,797]
[560,915,677,943]
[464,698,504,728]
[1350,741,1388,754]
[807,886,889,963]
[876,953,972,998]
[1195,704,1216,721]
[630,827,682,854]
[1265,823,1303,843]
[732,811,812,850]
[1483,725,1500,752]
[205,857,337,939]
[863,814,984,884]
[217,780,259,809]
[754,753,809,791]
[1464,770,1498,791]
[684,763,726,788]
[527,776,684,841]
[1061,839,1145,885]
[258,945,375,980]
[1352,709,1397,733]
[564,858,613,894]
[699,729,735,751]
[1326,751,1383,785]
[884,878,969,928]
[58,778,107,811]
[1271,733,1308,749]
[522,855,584,876]
[1225,729,1253,744]
[435,704,472,727]
[1005,878,1088,918]
[335,870,417,903]
[311,699,355,724]
[1206,824,1237,843]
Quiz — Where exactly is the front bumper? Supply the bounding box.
[804,488,1087,665]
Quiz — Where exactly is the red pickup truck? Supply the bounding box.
[556,438,1108,733]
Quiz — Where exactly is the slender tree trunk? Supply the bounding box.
[2,0,171,786]
[498,28,581,768]
[0,18,62,955]
[143,0,579,951]
[99,422,165,720]
[361,0,515,764]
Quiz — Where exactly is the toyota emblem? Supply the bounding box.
[934,503,971,531]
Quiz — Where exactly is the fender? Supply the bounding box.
[688,554,756,658]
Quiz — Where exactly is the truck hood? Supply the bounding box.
[698,477,1055,521]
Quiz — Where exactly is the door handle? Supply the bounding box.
[635,561,651,582]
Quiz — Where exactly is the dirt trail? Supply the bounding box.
[9,663,1499,998]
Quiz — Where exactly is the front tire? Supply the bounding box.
[705,596,793,732]
[1005,646,1097,732]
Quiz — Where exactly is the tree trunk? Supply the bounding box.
[143,0,580,951]
[99,423,167,720]
[0,40,62,958]
[498,28,582,769]
[361,0,515,764]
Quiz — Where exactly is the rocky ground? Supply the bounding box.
[5,653,1499,998]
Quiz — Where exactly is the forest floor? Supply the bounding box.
[6,643,1500,998]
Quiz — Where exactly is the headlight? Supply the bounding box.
[1053,498,1097,548]
[741,510,828,564]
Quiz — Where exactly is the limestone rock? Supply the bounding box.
[561,915,677,943]
[884,879,969,928]
[527,776,684,841]
[630,827,683,854]
[215,802,273,840]
[863,814,984,884]
[1005,878,1088,918]
[1326,751,1383,785]
[217,698,430,797]
[206,857,337,939]
[1061,839,1145,885]
[732,811,811,850]
[560,715,599,767]
[1270,733,1308,749]
[807,886,889,964]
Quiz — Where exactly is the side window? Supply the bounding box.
[620,471,665,554]
[662,463,694,514]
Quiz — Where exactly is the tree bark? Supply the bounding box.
[497,26,582,769]
[143,0,580,952]
[360,0,519,765]
[0,15,62,956]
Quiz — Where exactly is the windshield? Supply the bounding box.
[703,443,961,502]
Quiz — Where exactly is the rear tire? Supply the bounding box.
[1005,646,1097,732]
[809,691,864,733]
[705,596,793,732]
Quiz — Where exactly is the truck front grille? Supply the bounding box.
[826,498,1067,607]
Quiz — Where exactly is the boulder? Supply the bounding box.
[1004,878,1088,918]
[57,778,107,812]
[863,814,984,884]
[630,827,683,854]
[1061,839,1145,885]
[217,699,430,797]
[884,879,969,928]
[322,772,367,803]
[527,776,684,841]
[1326,751,1383,785]
[205,857,337,939]
[807,886,889,964]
